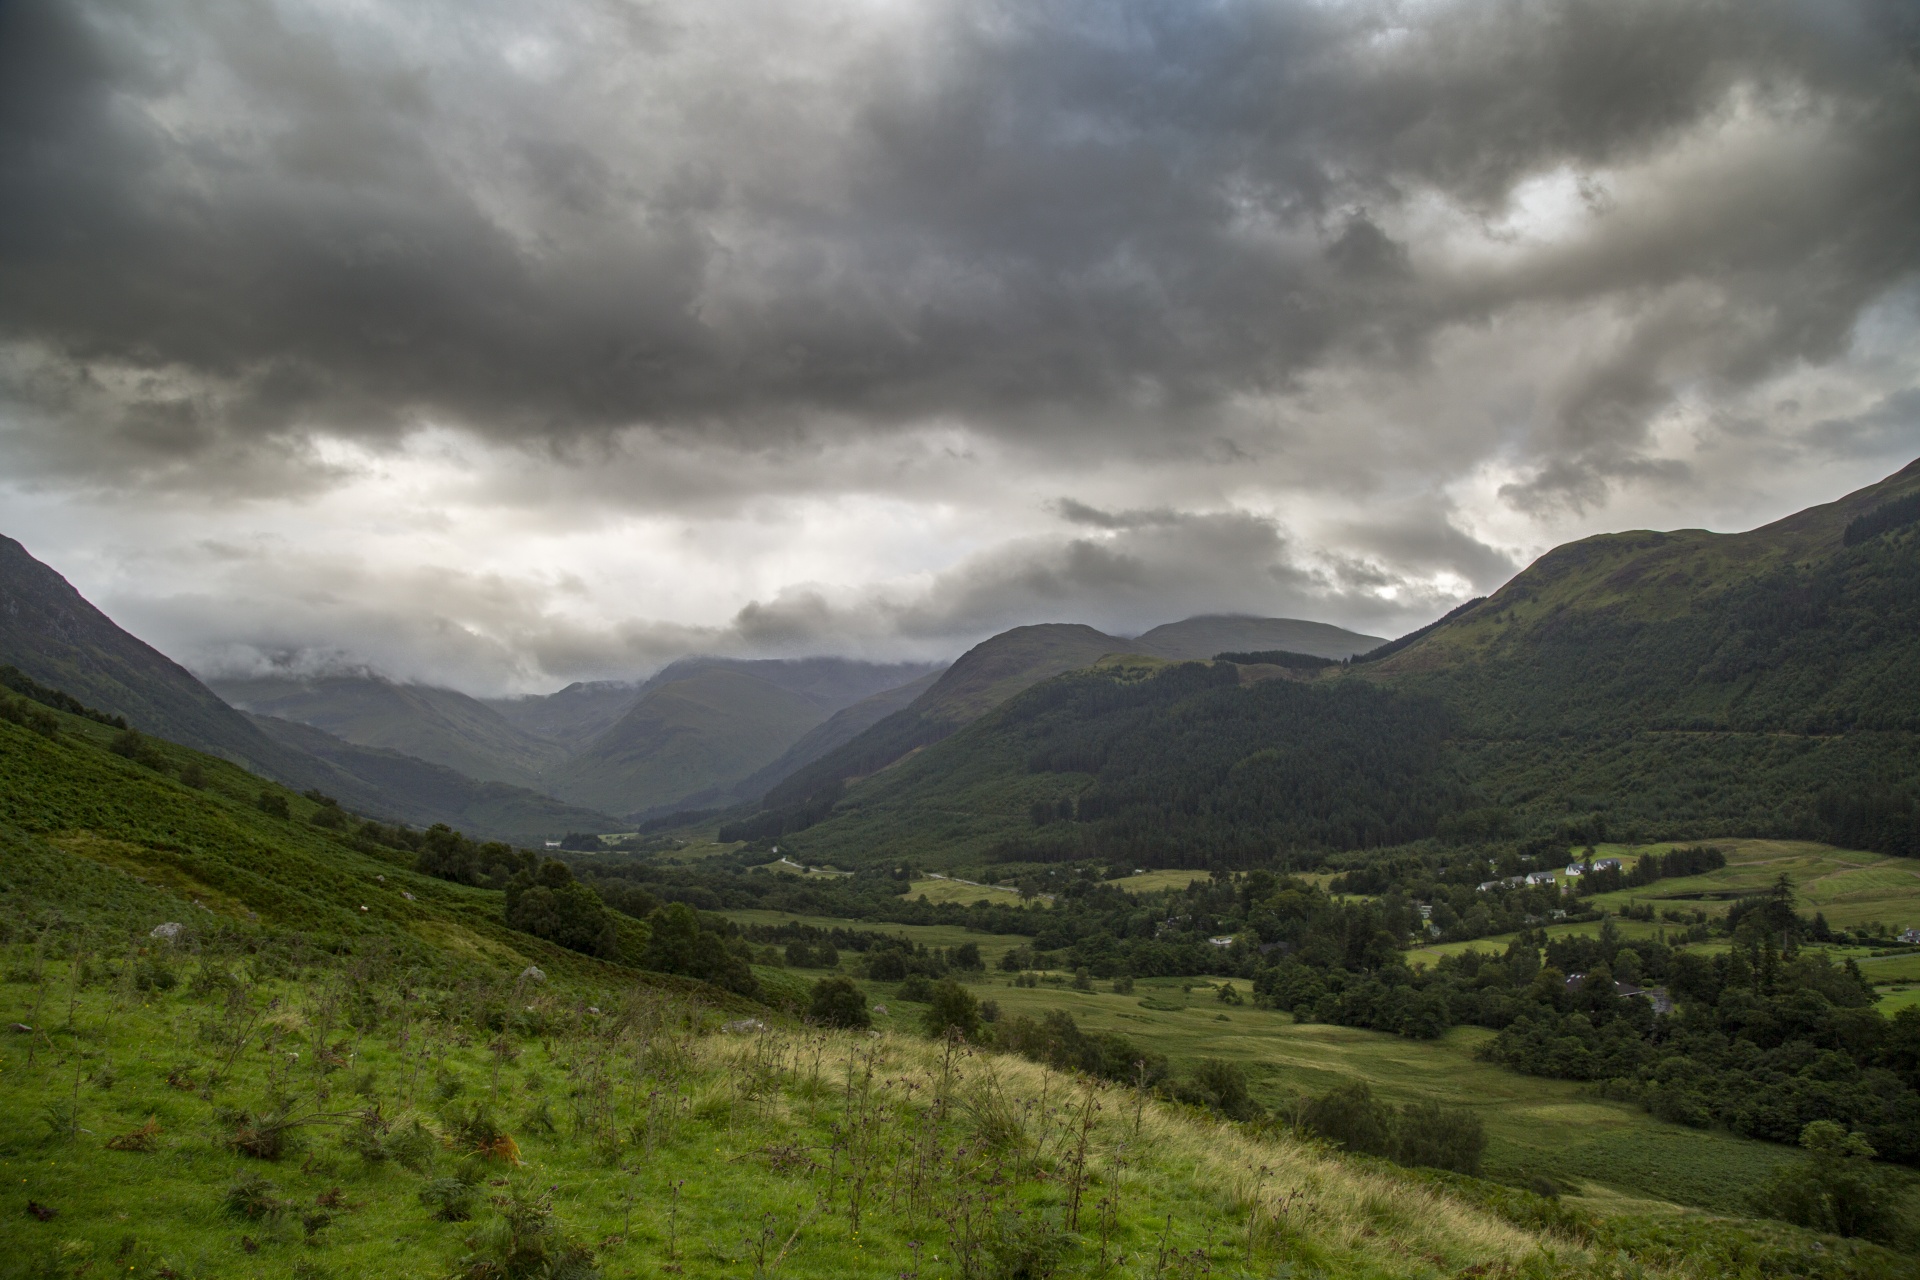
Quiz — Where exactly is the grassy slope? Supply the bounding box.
[2,715,1915,1276]
[0,959,1594,1280]
[0,711,656,988]
[953,975,1821,1215]
[209,675,569,790]
[551,668,834,816]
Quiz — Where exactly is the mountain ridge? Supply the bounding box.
[763,459,1920,868]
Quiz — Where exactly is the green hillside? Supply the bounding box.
[210,674,569,789]
[722,625,1138,841]
[1364,458,1920,852]
[750,461,1920,871]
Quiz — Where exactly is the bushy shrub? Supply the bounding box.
[994,1010,1165,1085]
[639,902,756,995]
[922,977,981,1041]
[504,862,620,960]
[1299,1081,1485,1174]
[1750,1121,1903,1244]
[808,976,871,1029]
[1180,1059,1261,1121]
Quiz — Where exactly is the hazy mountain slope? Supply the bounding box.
[722,624,1134,838]
[547,666,839,817]
[1132,614,1384,661]
[730,667,946,802]
[0,534,615,842]
[244,713,620,844]
[651,656,944,711]
[0,534,331,780]
[211,674,568,788]
[483,680,643,753]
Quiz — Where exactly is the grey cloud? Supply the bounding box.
[136,506,1447,694]
[1051,498,1187,530]
[1,0,1915,498]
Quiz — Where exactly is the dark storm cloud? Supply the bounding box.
[2,0,1916,495]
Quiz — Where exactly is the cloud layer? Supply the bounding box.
[1,0,1916,691]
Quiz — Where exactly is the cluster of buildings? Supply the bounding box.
[1475,857,1620,894]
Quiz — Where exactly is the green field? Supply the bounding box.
[1110,868,1209,895]
[1409,839,1920,982]
[719,908,1031,969]
[905,873,1041,907]
[904,974,1874,1218]
[1577,839,1920,933]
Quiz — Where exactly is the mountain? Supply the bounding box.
[483,680,643,754]
[210,674,568,788]
[723,618,1389,839]
[0,534,322,777]
[243,713,620,845]
[546,658,942,818]
[1131,615,1383,661]
[759,460,1920,869]
[0,534,614,843]
[730,667,944,802]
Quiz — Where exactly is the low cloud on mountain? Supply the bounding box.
[2,0,1916,692]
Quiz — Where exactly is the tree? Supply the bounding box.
[1300,1081,1391,1155]
[504,860,620,960]
[1751,1121,1900,1243]
[809,976,871,1029]
[922,978,981,1041]
[639,902,757,996]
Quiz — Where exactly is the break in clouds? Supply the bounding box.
[2,0,1918,692]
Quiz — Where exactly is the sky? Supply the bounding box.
[2,0,1917,696]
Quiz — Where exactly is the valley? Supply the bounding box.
[2,462,1919,1277]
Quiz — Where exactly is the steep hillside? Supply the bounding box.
[0,534,332,781]
[787,656,1466,871]
[483,679,642,752]
[548,666,839,817]
[0,701,643,984]
[763,461,1920,869]
[1358,458,1920,851]
[1133,614,1384,661]
[210,674,568,788]
[730,666,944,800]
[0,536,614,842]
[724,624,1134,837]
[244,713,620,845]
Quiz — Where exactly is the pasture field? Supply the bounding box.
[905,872,1041,907]
[925,974,1849,1217]
[718,908,1031,968]
[1110,868,1210,895]
[1406,916,1681,967]
[1580,839,1920,932]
